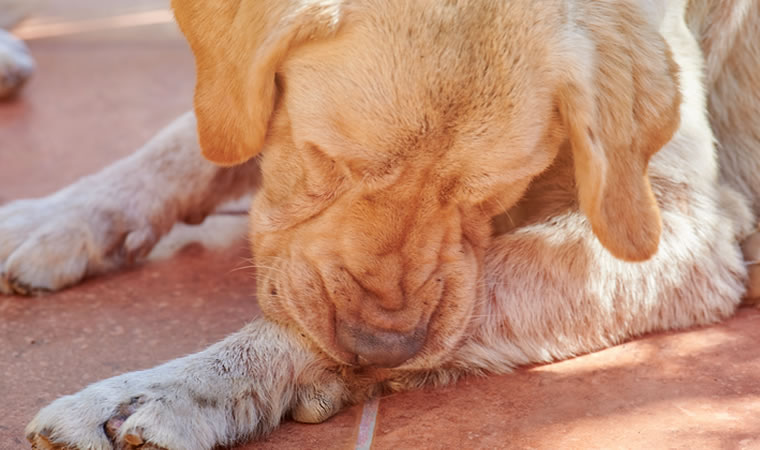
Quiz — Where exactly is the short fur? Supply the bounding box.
[2,0,758,449]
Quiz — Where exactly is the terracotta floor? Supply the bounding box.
[2,2,760,449]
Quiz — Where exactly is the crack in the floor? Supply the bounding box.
[355,397,380,450]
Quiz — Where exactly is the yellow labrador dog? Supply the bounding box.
[6,0,759,448]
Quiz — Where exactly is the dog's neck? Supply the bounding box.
[491,142,578,236]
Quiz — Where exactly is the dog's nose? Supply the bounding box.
[336,321,425,368]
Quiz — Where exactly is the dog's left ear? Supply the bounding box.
[172,0,343,166]
[557,2,681,261]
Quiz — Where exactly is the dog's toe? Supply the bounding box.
[291,378,345,424]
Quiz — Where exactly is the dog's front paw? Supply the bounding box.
[0,192,160,295]
[25,320,358,449]
[26,377,351,450]
[0,29,34,99]
[26,371,226,450]
[25,364,348,449]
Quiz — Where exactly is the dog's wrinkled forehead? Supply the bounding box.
[280,2,556,171]
[171,0,568,168]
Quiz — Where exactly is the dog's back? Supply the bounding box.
[688,0,760,214]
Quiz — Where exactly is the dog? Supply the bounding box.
[2,0,757,448]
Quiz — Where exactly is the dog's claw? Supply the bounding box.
[27,432,59,450]
[123,429,144,446]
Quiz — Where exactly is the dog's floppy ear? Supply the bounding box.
[172,0,343,166]
[557,4,681,261]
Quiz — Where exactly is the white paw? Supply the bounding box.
[24,364,346,449]
[25,320,351,449]
[26,370,223,450]
[0,191,160,295]
[0,28,34,99]
[26,371,348,450]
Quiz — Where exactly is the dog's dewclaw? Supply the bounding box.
[741,230,760,305]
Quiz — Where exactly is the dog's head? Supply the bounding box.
[172,0,680,369]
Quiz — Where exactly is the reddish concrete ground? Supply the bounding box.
[1,2,759,449]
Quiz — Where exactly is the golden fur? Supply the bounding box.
[4,0,759,448]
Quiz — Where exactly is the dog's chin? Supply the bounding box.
[308,320,473,371]
[260,284,479,371]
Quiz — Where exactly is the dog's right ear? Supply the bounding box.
[172,0,344,166]
[556,2,681,262]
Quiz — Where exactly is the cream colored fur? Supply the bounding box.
[2,0,758,449]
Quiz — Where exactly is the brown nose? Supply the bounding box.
[336,321,425,368]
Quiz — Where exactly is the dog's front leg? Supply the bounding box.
[26,318,349,450]
[0,112,260,295]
